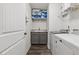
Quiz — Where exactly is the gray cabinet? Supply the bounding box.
[31,32,39,44]
[31,32,47,44]
[40,32,47,44]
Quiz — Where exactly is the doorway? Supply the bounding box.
[30,3,48,45]
[27,3,51,55]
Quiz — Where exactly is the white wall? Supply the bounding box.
[31,3,48,9]
[69,9,79,29]
[62,9,79,32]
[69,20,79,29]
[32,21,47,30]
[48,3,66,32]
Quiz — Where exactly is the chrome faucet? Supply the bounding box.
[38,28,40,30]
[68,25,70,33]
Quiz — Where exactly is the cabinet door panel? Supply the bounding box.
[31,32,39,44]
[55,39,73,55]
[51,35,57,54]
[61,43,73,55]
[52,39,57,54]
[51,34,73,55]
[40,32,47,44]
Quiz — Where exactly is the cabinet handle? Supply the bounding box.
[24,33,27,35]
[56,41,57,43]
[59,40,62,43]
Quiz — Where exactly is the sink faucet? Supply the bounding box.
[38,28,40,30]
[68,25,70,33]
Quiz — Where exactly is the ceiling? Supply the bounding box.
[30,3,49,9]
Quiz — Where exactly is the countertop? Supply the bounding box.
[54,34,79,48]
[31,29,47,32]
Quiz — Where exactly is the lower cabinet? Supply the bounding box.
[31,32,39,44]
[51,34,74,55]
[31,32,47,44]
[40,32,47,44]
[54,40,73,55]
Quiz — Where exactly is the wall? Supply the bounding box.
[32,20,47,30]
[31,3,48,10]
[69,20,79,29]
[62,9,79,33]
[31,4,48,31]
[69,9,79,29]
[48,3,66,32]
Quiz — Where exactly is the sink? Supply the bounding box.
[49,29,69,34]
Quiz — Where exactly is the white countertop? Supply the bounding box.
[55,34,79,48]
[31,29,47,32]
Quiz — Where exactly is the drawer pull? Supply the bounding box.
[24,33,27,35]
[60,40,62,43]
[56,41,57,43]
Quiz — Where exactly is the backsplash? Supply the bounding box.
[32,21,47,30]
[71,29,79,35]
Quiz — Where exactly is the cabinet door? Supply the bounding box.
[51,34,74,55]
[51,34,57,54]
[55,39,73,55]
[52,38,57,54]
[40,32,47,44]
[31,32,39,44]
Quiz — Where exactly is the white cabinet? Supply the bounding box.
[51,35,57,54]
[51,34,74,55]
[54,39,73,55]
[50,34,79,55]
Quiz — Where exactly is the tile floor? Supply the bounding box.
[27,45,52,55]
